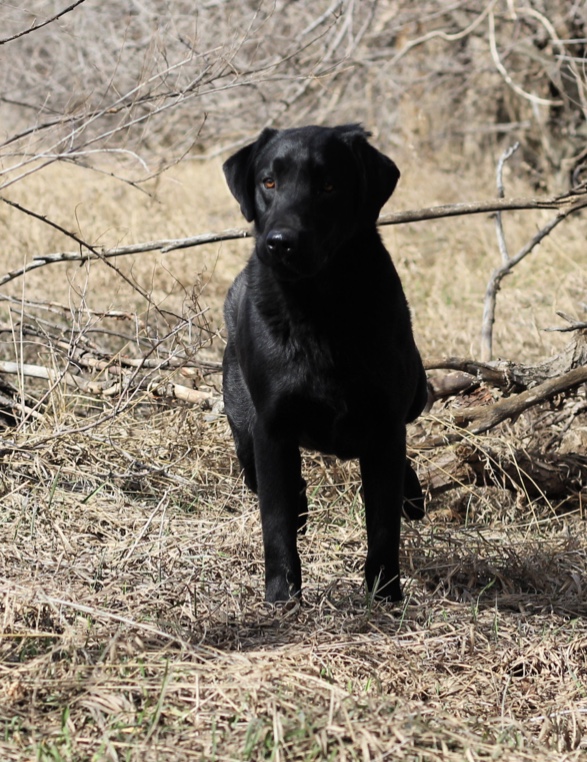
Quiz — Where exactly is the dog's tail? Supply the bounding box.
[403,462,425,520]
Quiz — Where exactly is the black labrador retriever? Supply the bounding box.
[222,124,428,604]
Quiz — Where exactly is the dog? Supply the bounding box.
[222,124,428,603]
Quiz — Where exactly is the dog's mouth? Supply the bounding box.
[257,241,325,281]
[257,227,339,281]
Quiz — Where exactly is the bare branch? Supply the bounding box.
[494,142,519,265]
[0,227,252,288]
[0,0,87,46]
[481,142,519,363]
[2,187,586,288]
[480,211,568,363]
[380,0,499,67]
[377,188,587,226]
[545,312,587,333]
[488,9,563,108]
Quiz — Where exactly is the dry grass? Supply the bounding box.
[1,156,587,760]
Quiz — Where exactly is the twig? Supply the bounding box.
[480,212,568,362]
[1,582,194,650]
[494,143,519,265]
[0,0,87,46]
[488,9,563,108]
[0,195,99,255]
[378,0,499,67]
[301,0,344,37]
[481,142,519,362]
[544,312,587,333]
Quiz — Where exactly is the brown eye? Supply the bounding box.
[323,181,334,193]
[263,177,276,189]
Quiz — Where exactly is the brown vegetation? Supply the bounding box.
[1,2,586,760]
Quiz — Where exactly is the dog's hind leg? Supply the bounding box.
[403,462,425,520]
[232,422,257,493]
[360,430,406,602]
[297,478,308,533]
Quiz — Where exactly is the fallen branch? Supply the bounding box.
[150,382,214,406]
[0,359,215,405]
[0,389,44,421]
[432,364,587,441]
[0,360,81,388]
[417,442,587,500]
[426,333,587,394]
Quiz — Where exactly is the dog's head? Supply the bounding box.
[223,124,400,280]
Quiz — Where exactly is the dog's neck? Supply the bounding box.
[250,227,395,329]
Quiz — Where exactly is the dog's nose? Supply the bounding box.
[266,229,298,256]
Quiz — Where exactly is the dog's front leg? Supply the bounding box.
[360,428,406,602]
[253,420,303,603]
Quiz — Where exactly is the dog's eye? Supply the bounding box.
[262,177,276,190]
[322,181,334,193]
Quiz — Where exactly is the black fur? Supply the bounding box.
[222,125,428,603]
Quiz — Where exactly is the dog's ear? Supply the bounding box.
[336,124,400,222]
[223,128,278,222]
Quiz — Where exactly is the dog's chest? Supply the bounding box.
[280,323,376,456]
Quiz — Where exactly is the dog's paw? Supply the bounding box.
[265,575,301,605]
[365,563,402,602]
